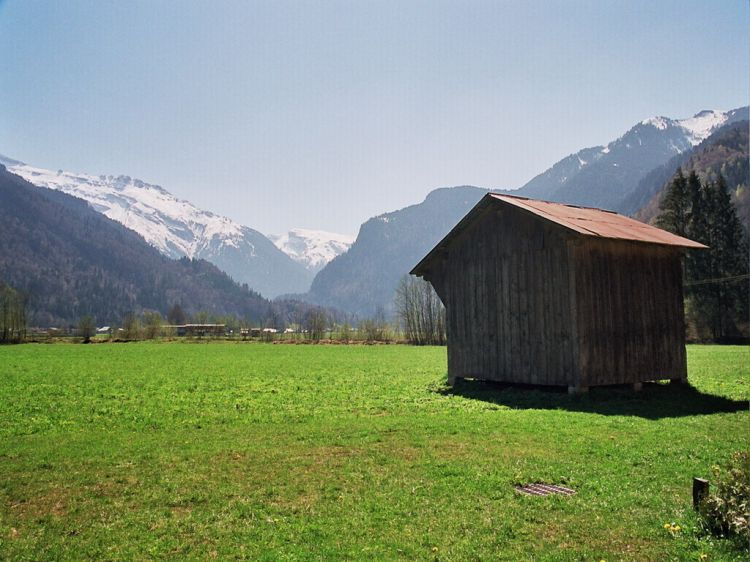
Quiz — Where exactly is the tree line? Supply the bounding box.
[73,302,398,343]
[657,169,749,340]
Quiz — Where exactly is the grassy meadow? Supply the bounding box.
[0,342,748,560]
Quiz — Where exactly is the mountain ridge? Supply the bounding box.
[515,107,748,211]
[633,119,749,228]
[1,155,313,298]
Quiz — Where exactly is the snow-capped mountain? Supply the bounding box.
[0,155,313,298]
[517,107,748,212]
[269,229,355,273]
[643,109,734,146]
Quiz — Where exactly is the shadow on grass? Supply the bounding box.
[438,379,749,419]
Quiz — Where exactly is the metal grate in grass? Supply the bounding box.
[515,483,576,497]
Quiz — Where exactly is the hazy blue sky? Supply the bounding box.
[1,1,748,235]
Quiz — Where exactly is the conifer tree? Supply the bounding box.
[702,175,750,338]
[657,170,749,340]
[656,168,690,237]
[685,170,710,291]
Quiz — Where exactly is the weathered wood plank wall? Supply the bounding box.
[573,240,686,385]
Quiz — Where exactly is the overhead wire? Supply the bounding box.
[684,273,750,287]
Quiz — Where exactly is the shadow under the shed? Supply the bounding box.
[437,378,748,419]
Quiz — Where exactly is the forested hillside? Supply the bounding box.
[0,166,275,326]
[516,107,748,212]
[635,121,749,230]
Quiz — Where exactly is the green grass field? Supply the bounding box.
[0,343,748,560]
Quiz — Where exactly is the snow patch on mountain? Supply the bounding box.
[269,228,355,273]
[516,107,746,211]
[677,110,729,144]
[638,109,729,147]
[641,116,671,130]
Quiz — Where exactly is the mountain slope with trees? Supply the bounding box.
[0,154,313,298]
[634,120,749,230]
[515,107,748,212]
[0,165,277,326]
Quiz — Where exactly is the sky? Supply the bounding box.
[0,1,748,236]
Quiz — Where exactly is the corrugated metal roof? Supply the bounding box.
[490,194,707,249]
[411,193,707,276]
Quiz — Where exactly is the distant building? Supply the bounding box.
[411,193,705,393]
[164,324,226,337]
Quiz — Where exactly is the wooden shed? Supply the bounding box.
[411,193,706,393]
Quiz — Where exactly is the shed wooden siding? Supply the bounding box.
[572,240,687,386]
[416,193,697,388]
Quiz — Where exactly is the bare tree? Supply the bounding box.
[305,308,328,341]
[360,307,391,342]
[394,275,446,345]
[337,321,352,343]
[78,315,96,343]
[122,312,141,340]
[193,310,210,325]
[143,311,163,339]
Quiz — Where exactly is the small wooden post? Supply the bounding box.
[693,477,709,510]
[633,382,643,392]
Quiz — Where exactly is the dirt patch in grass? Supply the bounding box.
[169,505,193,518]
[8,486,70,519]
[538,516,664,561]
